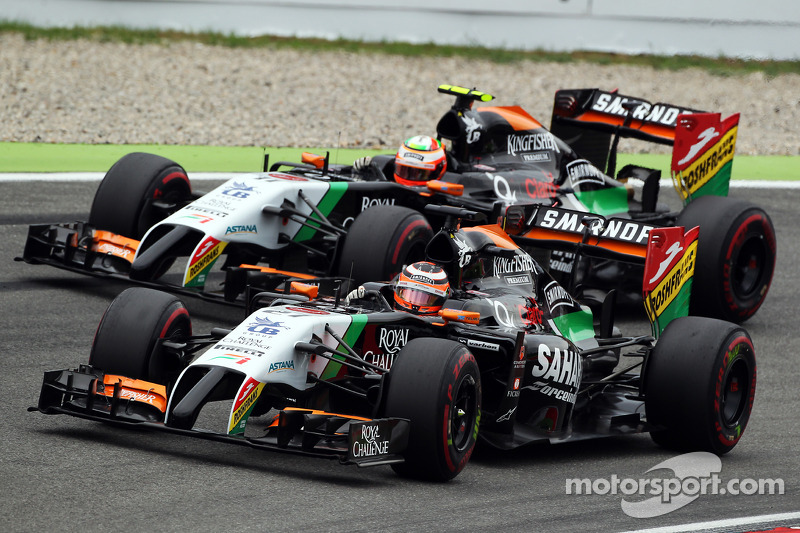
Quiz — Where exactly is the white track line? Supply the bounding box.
[619,510,800,533]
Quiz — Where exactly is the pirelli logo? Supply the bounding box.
[677,126,737,196]
[644,240,698,321]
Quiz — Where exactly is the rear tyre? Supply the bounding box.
[677,196,776,323]
[89,152,192,239]
[644,317,756,455]
[89,287,192,387]
[384,338,481,481]
[337,206,432,285]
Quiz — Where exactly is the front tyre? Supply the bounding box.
[644,317,756,455]
[677,196,776,323]
[383,338,481,481]
[89,287,192,387]
[89,152,192,239]
[337,206,432,285]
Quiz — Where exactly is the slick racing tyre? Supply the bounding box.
[89,152,192,239]
[644,317,756,455]
[337,205,433,285]
[384,338,481,481]
[89,287,192,387]
[677,195,776,323]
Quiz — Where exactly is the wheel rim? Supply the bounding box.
[730,234,769,300]
[721,358,750,427]
[450,374,479,452]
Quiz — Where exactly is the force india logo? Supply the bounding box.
[645,239,698,320]
[507,132,560,156]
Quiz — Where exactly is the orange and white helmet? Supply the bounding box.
[394,261,450,315]
[394,135,447,187]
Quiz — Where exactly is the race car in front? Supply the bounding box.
[31,206,756,481]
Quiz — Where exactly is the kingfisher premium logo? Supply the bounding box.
[493,255,536,276]
[507,132,560,156]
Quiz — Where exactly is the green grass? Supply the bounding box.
[2,20,799,77]
[0,143,378,172]
[615,153,800,181]
[1,142,796,180]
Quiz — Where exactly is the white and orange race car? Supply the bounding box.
[31,206,757,481]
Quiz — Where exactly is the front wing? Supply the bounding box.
[31,366,410,468]
[16,221,347,307]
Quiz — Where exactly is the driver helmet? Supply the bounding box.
[394,261,450,316]
[393,135,447,187]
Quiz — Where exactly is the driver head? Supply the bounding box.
[394,261,450,315]
[394,135,447,186]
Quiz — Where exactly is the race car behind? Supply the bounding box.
[18,85,775,324]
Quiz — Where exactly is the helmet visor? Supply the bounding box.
[395,286,443,308]
[395,163,435,184]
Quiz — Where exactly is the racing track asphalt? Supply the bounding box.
[1,180,798,533]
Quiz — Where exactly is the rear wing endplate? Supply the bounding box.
[671,112,740,203]
[642,225,700,337]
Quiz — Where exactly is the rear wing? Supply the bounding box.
[508,204,654,264]
[642,226,699,337]
[503,204,698,335]
[550,88,738,200]
[551,88,703,146]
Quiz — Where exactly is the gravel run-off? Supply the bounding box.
[1,33,798,155]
